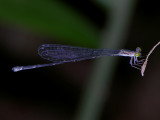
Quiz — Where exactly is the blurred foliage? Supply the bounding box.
[94,0,113,9]
[0,0,100,47]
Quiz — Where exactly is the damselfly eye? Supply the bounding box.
[135,52,141,57]
[136,47,141,52]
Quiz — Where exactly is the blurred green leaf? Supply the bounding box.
[0,0,99,47]
[93,0,113,9]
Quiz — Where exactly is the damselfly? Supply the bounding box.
[12,44,143,72]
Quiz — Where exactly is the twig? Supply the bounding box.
[141,41,160,76]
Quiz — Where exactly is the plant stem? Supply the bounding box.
[75,0,137,120]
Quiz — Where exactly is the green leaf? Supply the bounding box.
[0,0,100,47]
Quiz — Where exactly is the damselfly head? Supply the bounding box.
[135,47,142,57]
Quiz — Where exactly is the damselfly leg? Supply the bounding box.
[130,56,146,70]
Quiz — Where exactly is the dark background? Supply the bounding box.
[0,0,160,120]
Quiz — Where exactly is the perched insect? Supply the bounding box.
[12,44,142,72]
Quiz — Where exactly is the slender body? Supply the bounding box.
[12,44,142,72]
